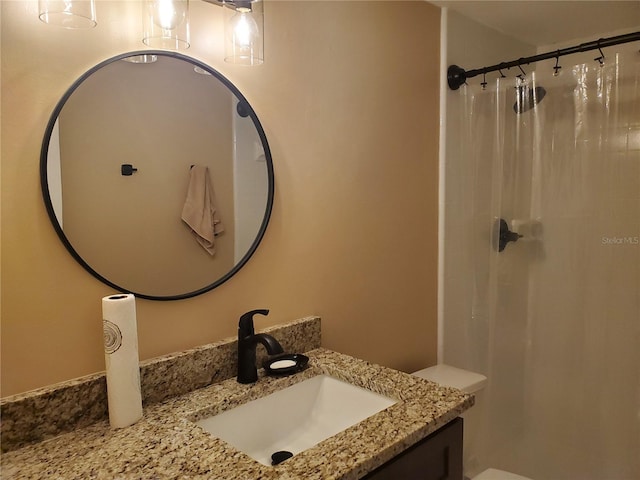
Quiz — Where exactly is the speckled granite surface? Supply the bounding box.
[1,316,321,452]
[1,348,473,480]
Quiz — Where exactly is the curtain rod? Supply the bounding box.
[447,31,640,90]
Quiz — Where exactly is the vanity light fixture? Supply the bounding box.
[38,0,97,29]
[203,0,264,65]
[193,66,213,75]
[142,0,191,50]
[122,54,159,64]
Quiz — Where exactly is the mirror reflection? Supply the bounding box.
[42,52,274,300]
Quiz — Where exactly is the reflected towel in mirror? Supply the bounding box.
[181,165,224,255]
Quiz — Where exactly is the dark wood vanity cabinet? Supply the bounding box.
[362,417,463,480]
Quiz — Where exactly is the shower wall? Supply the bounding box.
[441,9,535,372]
[441,9,639,480]
[515,49,640,479]
[441,15,536,474]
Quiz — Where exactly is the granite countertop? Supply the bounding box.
[1,348,473,480]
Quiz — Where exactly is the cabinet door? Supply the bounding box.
[362,417,463,480]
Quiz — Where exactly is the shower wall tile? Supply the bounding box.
[609,153,640,199]
[443,215,473,278]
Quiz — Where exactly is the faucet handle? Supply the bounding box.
[238,309,269,337]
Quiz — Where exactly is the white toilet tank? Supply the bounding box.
[412,364,533,480]
[412,364,487,393]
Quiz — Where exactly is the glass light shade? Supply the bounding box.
[38,0,97,29]
[142,0,190,50]
[224,0,264,65]
[122,55,158,64]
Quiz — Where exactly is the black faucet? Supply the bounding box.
[237,309,284,384]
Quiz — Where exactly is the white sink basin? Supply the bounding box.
[195,374,397,466]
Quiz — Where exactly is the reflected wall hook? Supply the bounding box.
[121,164,138,176]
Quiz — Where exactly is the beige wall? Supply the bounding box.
[1,0,441,397]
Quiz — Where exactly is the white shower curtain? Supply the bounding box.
[455,52,640,479]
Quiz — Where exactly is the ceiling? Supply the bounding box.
[428,1,640,46]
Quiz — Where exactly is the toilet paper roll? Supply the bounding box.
[102,293,143,429]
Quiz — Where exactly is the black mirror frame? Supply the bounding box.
[40,50,275,301]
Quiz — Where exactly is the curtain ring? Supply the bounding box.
[481,72,487,90]
[594,39,605,66]
[553,52,562,76]
[517,63,527,79]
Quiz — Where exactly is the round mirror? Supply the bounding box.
[40,51,274,300]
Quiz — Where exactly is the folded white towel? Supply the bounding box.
[181,165,224,255]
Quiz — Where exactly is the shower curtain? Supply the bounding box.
[453,52,640,480]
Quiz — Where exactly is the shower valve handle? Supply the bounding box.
[496,218,523,252]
